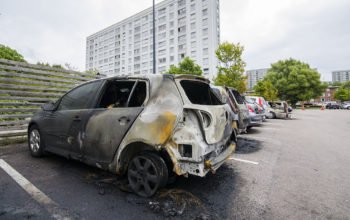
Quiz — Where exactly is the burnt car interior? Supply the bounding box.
[98,80,147,108]
[180,80,222,105]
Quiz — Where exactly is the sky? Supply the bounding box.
[1,0,349,81]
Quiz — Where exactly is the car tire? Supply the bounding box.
[128,151,168,197]
[271,112,276,119]
[28,125,44,157]
[347,107,350,110]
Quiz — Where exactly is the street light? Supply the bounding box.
[152,0,156,74]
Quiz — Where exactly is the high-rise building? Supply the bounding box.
[332,70,350,83]
[86,0,220,79]
[246,68,269,90]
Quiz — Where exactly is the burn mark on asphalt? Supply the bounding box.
[235,137,262,154]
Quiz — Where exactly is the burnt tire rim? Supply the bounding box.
[128,155,160,197]
[29,129,40,153]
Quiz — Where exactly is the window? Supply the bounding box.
[202,8,208,16]
[191,4,195,11]
[98,81,147,108]
[202,18,208,26]
[159,24,166,31]
[180,80,222,105]
[203,28,208,35]
[159,57,166,63]
[203,48,208,55]
[178,8,186,16]
[191,32,196,39]
[58,81,102,110]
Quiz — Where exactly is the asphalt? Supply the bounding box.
[0,109,350,219]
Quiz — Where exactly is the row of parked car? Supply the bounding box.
[27,74,291,197]
[211,86,292,134]
[325,101,350,109]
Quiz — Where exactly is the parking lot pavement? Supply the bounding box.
[1,109,350,219]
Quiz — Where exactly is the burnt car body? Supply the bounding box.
[210,85,239,139]
[224,87,250,133]
[243,96,264,129]
[266,101,291,119]
[28,74,236,197]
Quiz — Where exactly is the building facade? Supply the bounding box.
[86,0,220,79]
[314,86,339,102]
[246,68,269,90]
[332,70,350,83]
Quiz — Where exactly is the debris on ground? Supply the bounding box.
[148,188,211,218]
[236,137,262,154]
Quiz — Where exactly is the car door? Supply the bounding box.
[228,89,249,130]
[43,80,103,156]
[81,80,147,165]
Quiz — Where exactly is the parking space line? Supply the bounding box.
[228,157,259,165]
[0,159,72,220]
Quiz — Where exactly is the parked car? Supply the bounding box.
[225,87,250,133]
[28,74,236,197]
[246,96,267,121]
[266,101,291,119]
[243,96,264,129]
[210,86,239,140]
[342,102,350,110]
[326,102,341,109]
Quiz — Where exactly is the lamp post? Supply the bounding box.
[152,0,156,74]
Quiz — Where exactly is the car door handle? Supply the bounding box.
[118,116,130,124]
[73,116,81,121]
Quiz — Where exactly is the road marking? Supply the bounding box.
[0,159,72,220]
[228,157,259,165]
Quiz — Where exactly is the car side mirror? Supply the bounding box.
[41,101,55,111]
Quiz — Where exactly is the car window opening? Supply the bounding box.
[180,80,222,105]
[230,90,245,105]
[99,81,146,108]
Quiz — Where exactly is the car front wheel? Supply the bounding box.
[28,125,44,157]
[128,152,168,197]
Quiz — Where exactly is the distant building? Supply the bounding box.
[246,68,269,90]
[86,0,220,78]
[314,86,340,102]
[332,70,350,83]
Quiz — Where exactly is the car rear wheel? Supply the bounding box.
[128,152,168,197]
[271,112,276,119]
[28,125,44,157]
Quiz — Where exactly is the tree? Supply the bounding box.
[254,80,278,101]
[264,58,327,107]
[0,44,26,62]
[167,57,202,75]
[334,81,350,102]
[213,42,247,93]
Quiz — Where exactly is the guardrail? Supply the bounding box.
[0,58,102,145]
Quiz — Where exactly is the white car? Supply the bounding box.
[342,102,350,110]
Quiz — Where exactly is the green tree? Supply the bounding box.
[254,80,278,101]
[213,42,247,93]
[0,44,26,62]
[264,58,327,107]
[167,57,202,75]
[334,81,350,102]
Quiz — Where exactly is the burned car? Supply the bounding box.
[28,74,236,197]
[266,101,291,119]
[210,85,239,140]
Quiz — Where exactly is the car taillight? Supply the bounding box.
[247,104,254,113]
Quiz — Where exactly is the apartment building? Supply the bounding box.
[86,0,220,79]
[332,70,350,83]
[246,68,269,90]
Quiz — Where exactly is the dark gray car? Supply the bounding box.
[28,74,236,197]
